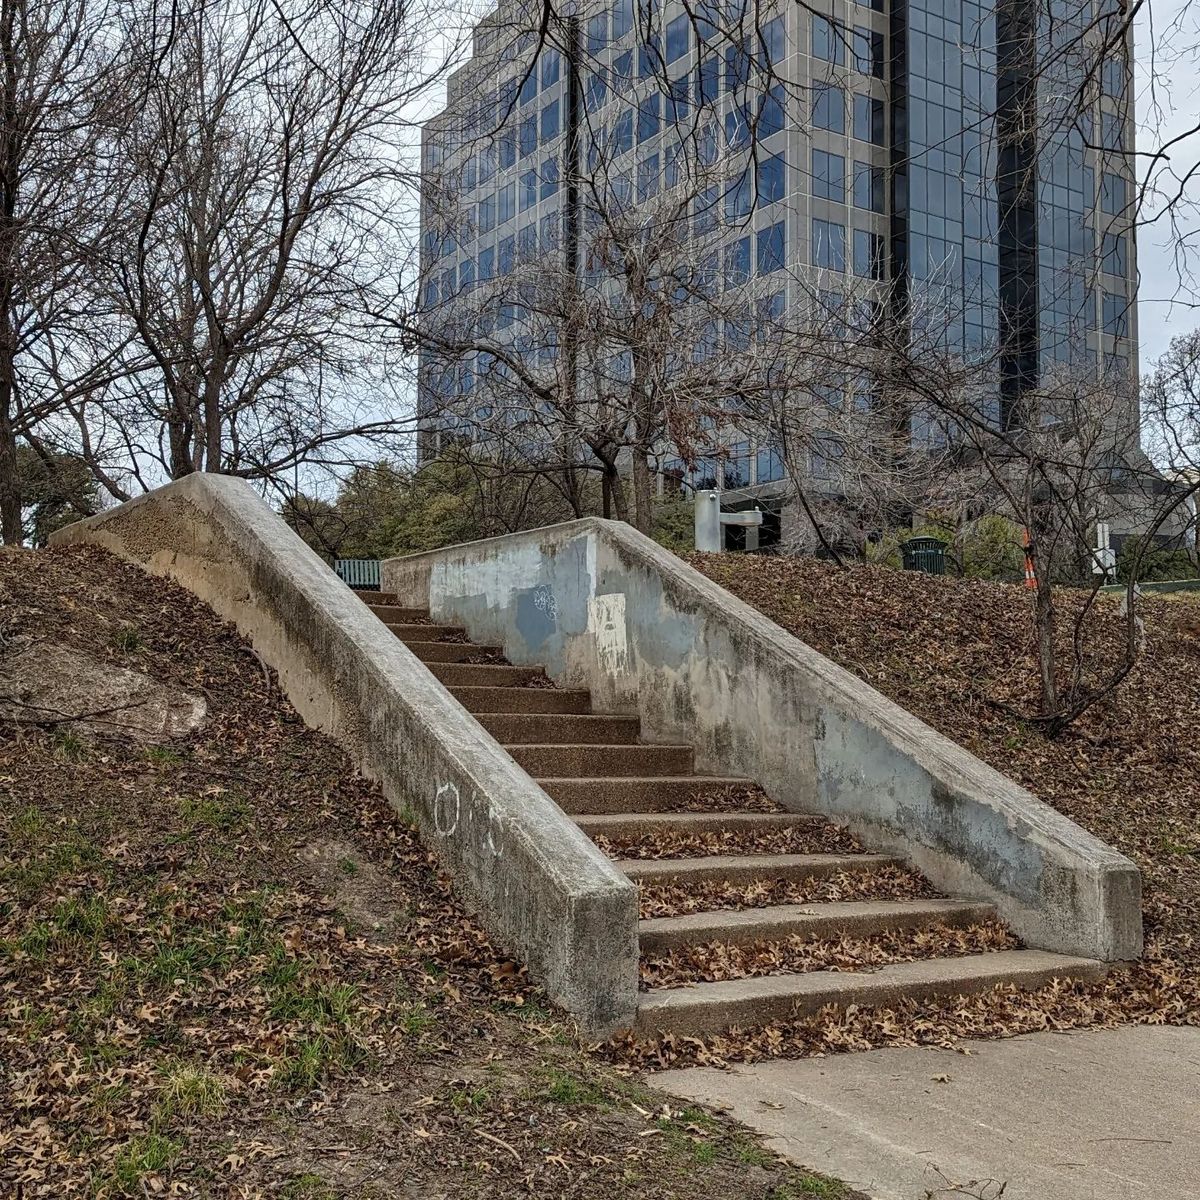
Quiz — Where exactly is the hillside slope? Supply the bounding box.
[0,545,853,1200]
[683,554,1200,1041]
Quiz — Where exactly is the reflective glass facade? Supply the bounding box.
[418,0,1138,462]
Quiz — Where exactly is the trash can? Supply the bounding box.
[900,536,949,575]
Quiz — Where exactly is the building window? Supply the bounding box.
[666,13,689,63]
[853,161,884,212]
[518,224,536,259]
[725,236,751,287]
[612,107,633,156]
[813,217,846,271]
[695,185,719,234]
[1103,290,1128,336]
[756,444,784,483]
[723,442,751,487]
[1102,55,1126,98]
[588,11,608,52]
[757,222,785,274]
[758,84,785,136]
[541,47,561,89]
[478,193,495,233]
[1101,172,1127,215]
[638,38,662,78]
[638,153,660,201]
[498,130,516,170]
[699,54,720,104]
[725,170,752,220]
[498,235,514,275]
[853,228,885,279]
[540,157,559,200]
[519,115,537,157]
[853,93,885,144]
[541,99,560,143]
[520,170,537,211]
[586,71,608,112]
[725,107,749,148]
[812,83,845,134]
[478,245,494,281]
[811,433,843,481]
[812,148,846,201]
[1102,111,1123,151]
[519,69,537,107]
[498,181,515,224]
[613,0,633,39]
[1101,231,1127,276]
[757,152,785,203]
[725,42,751,90]
[853,26,884,77]
[638,92,660,142]
[761,16,785,68]
[812,13,843,64]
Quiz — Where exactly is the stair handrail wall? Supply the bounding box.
[383,518,1142,963]
[50,477,640,1033]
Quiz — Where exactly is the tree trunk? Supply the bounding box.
[1031,546,1059,722]
[0,387,20,544]
[631,450,653,534]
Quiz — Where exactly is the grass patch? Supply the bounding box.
[154,1061,228,1124]
[540,1066,609,1108]
[146,745,184,767]
[52,728,87,763]
[106,1132,182,1193]
[110,623,143,653]
[282,1175,337,1200]
[177,794,250,832]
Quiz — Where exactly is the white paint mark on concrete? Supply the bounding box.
[433,781,460,836]
[588,593,630,677]
[533,585,559,622]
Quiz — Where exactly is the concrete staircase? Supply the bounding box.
[360,590,1109,1038]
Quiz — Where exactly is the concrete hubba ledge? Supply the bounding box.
[51,478,639,1034]
[384,518,1142,963]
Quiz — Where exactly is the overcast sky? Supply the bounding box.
[1133,0,1200,368]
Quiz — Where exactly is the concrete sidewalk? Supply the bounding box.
[659,1025,1199,1199]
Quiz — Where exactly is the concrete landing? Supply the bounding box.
[658,1025,1200,1199]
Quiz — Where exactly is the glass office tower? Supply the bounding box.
[417,0,1138,484]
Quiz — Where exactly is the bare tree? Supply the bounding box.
[0,0,130,543]
[75,0,452,496]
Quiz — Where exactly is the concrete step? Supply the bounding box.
[368,604,428,623]
[618,852,902,888]
[638,899,996,953]
[541,777,757,815]
[428,662,549,687]
[386,622,465,644]
[574,811,826,837]
[407,641,503,663]
[507,743,694,778]
[355,590,400,605]
[634,950,1109,1038]
[450,685,592,714]
[479,712,641,745]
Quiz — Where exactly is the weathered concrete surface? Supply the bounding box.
[383,519,1142,963]
[658,1025,1200,1200]
[50,478,638,1033]
[0,641,206,742]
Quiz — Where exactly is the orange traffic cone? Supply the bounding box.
[1023,527,1037,590]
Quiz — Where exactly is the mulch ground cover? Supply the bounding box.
[0,544,857,1200]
